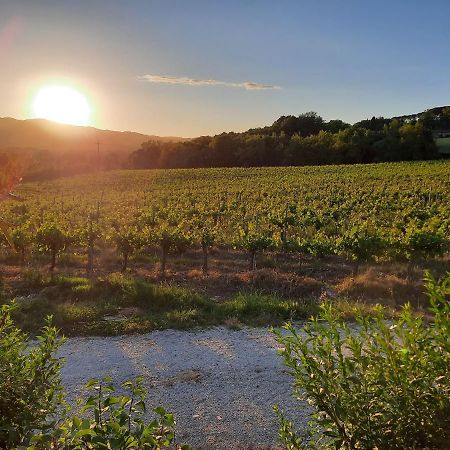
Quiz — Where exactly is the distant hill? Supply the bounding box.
[0,117,185,156]
[392,105,450,123]
[0,106,447,181]
[0,117,187,180]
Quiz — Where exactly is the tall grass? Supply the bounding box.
[10,272,320,335]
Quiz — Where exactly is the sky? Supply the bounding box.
[1,0,450,137]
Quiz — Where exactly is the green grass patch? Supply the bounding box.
[436,137,450,154]
[216,293,317,326]
[9,273,322,336]
[10,272,409,336]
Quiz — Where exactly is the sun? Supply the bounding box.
[32,85,91,126]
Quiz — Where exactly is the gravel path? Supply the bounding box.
[59,326,311,449]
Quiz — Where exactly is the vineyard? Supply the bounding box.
[1,160,449,334]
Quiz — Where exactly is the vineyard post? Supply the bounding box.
[50,244,57,272]
[202,243,208,274]
[250,249,257,271]
[122,253,128,272]
[160,242,169,276]
[282,204,288,244]
[87,214,94,277]
[199,224,215,276]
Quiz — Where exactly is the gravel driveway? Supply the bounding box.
[59,326,311,449]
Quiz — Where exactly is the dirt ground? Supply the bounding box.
[3,245,448,307]
[59,326,311,450]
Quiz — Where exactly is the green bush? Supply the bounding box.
[0,304,189,449]
[0,304,65,448]
[274,271,450,449]
[35,223,70,272]
[337,225,384,275]
[238,225,274,270]
[113,226,143,272]
[30,377,186,450]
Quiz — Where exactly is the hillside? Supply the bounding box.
[392,105,450,124]
[0,105,448,181]
[2,106,447,157]
[128,108,444,171]
[0,117,184,156]
[0,117,187,180]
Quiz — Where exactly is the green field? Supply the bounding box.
[436,137,450,154]
[1,160,450,335]
[5,160,449,251]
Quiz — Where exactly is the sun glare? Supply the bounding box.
[32,85,91,126]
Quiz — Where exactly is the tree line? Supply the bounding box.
[129,111,442,169]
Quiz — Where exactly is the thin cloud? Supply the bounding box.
[138,74,281,90]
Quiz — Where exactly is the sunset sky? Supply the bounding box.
[1,0,450,137]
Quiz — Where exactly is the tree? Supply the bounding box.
[208,133,239,167]
[372,120,403,161]
[419,109,436,129]
[128,140,165,169]
[333,127,374,163]
[236,134,274,167]
[354,116,391,132]
[272,112,324,137]
[324,119,350,134]
[441,106,450,129]
[399,122,437,160]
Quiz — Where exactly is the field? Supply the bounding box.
[436,136,450,154]
[1,160,449,335]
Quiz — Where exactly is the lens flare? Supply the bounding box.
[32,85,91,126]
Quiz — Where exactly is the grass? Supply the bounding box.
[335,268,427,307]
[8,272,324,336]
[436,137,450,154]
[5,257,442,336]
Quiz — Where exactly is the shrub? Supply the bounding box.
[269,204,298,247]
[192,218,216,275]
[0,304,65,448]
[76,217,103,275]
[35,223,70,271]
[0,304,189,449]
[238,225,273,270]
[10,223,32,265]
[113,227,143,272]
[337,225,384,276]
[31,377,186,450]
[274,271,450,449]
[154,225,192,275]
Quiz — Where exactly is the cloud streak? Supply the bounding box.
[138,74,281,90]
